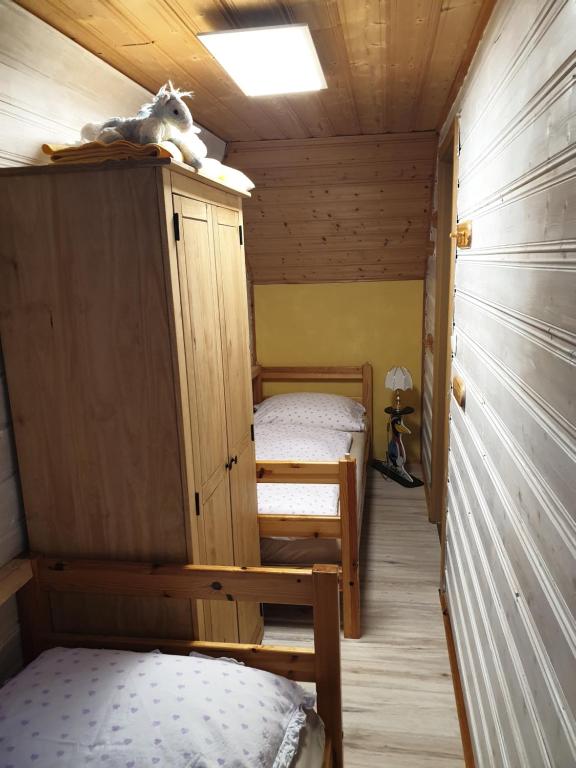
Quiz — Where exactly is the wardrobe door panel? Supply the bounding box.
[199,476,239,643]
[176,198,228,491]
[213,207,254,451]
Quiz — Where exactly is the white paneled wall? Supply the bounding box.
[425,0,576,764]
[0,0,224,681]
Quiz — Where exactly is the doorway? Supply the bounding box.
[429,120,459,548]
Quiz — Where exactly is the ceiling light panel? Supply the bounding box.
[198,24,327,97]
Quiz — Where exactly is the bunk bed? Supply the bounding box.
[0,557,343,768]
[251,364,373,640]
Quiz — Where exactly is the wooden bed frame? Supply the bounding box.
[251,363,373,640]
[3,556,343,768]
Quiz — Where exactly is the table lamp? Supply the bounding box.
[384,366,413,411]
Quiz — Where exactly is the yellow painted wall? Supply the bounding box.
[253,281,424,462]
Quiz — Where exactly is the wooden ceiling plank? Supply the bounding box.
[227,140,438,167]
[251,264,426,283]
[413,1,485,129]
[227,131,438,149]
[387,0,441,132]
[245,199,430,222]
[249,251,427,266]
[239,164,434,188]
[246,233,430,253]
[246,218,430,237]
[287,0,361,136]
[336,0,390,134]
[406,0,445,129]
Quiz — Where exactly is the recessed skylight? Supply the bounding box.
[198,24,327,97]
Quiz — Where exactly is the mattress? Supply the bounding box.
[0,646,324,768]
[261,430,366,565]
[256,423,353,518]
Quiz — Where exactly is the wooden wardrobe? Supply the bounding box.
[0,158,262,644]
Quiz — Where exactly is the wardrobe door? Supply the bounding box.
[176,196,228,493]
[213,207,254,451]
[213,205,263,643]
[173,195,237,640]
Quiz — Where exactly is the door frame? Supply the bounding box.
[429,119,459,542]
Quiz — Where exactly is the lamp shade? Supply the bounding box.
[385,366,413,391]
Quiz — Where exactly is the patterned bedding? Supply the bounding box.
[0,647,321,768]
[255,424,352,517]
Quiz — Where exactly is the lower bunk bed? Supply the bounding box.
[0,556,343,768]
[251,364,373,640]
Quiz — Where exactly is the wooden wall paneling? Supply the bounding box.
[13,0,497,141]
[423,0,576,763]
[227,133,437,284]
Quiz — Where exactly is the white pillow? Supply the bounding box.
[255,392,365,432]
[0,646,315,768]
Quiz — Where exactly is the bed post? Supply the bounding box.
[339,455,360,639]
[16,557,52,663]
[252,363,263,404]
[312,564,343,768]
[362,362,373,458]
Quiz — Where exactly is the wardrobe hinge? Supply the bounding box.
[173,212,181,242]
[238,224,244,245]
[250,423,254,441]
[194,491,200,516]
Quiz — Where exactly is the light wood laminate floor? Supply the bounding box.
[264,468,465,767]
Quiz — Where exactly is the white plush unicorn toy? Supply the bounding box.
[81,81,207,169]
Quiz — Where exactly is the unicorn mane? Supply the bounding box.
[138,80,194,117]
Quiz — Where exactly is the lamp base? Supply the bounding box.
[371,458,424,488]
